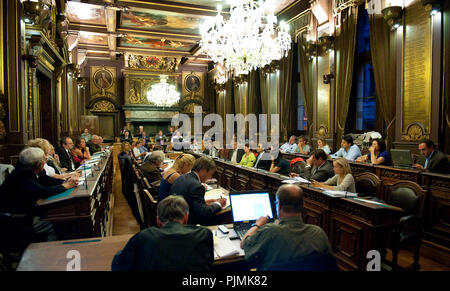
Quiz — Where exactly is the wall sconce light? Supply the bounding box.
[318,35,334,55]
[22,0,45,24]
[304,41,317,61]
[382,6,403,31]
[323,73,334,84]
[422,0,441,16]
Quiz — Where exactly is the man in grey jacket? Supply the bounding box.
[300,149,334,182]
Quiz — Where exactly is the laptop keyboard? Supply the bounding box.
[234,224,253,240]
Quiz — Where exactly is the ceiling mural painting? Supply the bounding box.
[79,32,108,46]
[121,8,209,35]
[66,2,106,25]
[120,36,196,51]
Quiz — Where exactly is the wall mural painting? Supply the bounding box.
[121,8,208,35]
[120,36,195,52]
[79,32,108,46]
[66,2,106,25]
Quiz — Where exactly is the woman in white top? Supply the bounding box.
[27,138,77,180]
[317,138,331,155]
[311,158,356,192]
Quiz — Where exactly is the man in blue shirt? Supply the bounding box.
[330,134,361,161]
[280,136,299,153]
[138,138,149,154]
[413,140,450,174]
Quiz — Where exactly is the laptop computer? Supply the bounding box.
[229,190,274,240]
[390,149,414,169]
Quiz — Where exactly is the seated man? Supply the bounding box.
[111,195,214,271]
[169,157,226,225]
[154,129,167,145]
[229,140,244,163]
[55,136,76,172]
[330,134,361,161]
[0,147,77,242]
[280,136,299,154]
[254,144,271,171]
[294,149,334,182]
[87,135,102,154]
[140,150,164,185]
[413,140,450,174]
[240,184,332,271]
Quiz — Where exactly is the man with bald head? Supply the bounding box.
[87,135,102,154]
[240,184,332,270]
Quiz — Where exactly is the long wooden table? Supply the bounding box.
[191,152,404,271]
[36,150,114,240]
[17,224,247,271]
[280,152,450,262]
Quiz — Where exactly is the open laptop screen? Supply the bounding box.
[229,191,274,223]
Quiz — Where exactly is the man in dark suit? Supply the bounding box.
[295,149,334,182]
[413,140,450,174]
[0,147,77,243]
[140,150,164,185]
[55,136,76,172]
[169,157,226,225]
[254,143,271,171]
[112,195,214,271]
[229,140,244,163]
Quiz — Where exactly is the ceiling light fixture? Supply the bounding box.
[146,75,180,107]
[199,0,291,74]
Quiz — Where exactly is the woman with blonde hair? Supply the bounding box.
[311,158,355,192]
[317,138,331,155]
[158,153,196,201]
[28,138,75,180]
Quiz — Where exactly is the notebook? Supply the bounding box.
[204,188,230,208]
[229,190,274,240]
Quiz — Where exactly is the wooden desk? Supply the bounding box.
[17,225,246,271]
[190,152,404,270]
[37,151,114,240]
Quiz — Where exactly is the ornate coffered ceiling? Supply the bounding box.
[66,0,299,64]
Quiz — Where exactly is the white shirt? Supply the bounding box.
[231,150,238,163]
[44,163,56,177]
[66,149,75,170]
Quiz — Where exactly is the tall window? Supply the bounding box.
[295,44,307,131]
[346,5,376,132]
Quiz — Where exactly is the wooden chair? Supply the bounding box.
[384,181,426,271]
[142,176,159,200]
[354,172,382,198]
[142,189,158,227]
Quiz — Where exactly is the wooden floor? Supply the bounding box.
[109,158,449,271]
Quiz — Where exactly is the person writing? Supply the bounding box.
[311,158,356,192]
[356,138,391,166]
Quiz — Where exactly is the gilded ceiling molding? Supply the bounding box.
[125,53,180,72]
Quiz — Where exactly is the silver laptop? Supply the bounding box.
[390,149,413,169]
[229,190,274,240]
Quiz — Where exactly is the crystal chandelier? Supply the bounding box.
[200,0,291,74]
[146,75,180,107]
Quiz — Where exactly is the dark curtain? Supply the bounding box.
[298,32,315,141]
[335,6,358,140]
[368,4,397,149]
[248,70,261,115]
[280,46,295,141]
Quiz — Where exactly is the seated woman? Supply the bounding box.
[158,153,195,201]
[72,138,91,168]
[239,144,256,167]
[27,138,77,180]
[297,136,311,155]
[356,138,391,166]
[270,155,291,176]
[311,158,356,192]
[317,138,331,155]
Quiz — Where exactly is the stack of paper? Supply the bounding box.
[214,237,240,258]
[322,190,358,198]
[204,189,230,208]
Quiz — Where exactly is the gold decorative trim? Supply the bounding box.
[120,0,227,14]
[91,100,116,112]
[401,123,430,141]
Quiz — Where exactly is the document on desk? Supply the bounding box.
[204,188,230,208]
[213,236,242,259]
[282,176,311,184]
[322,190,357,198]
